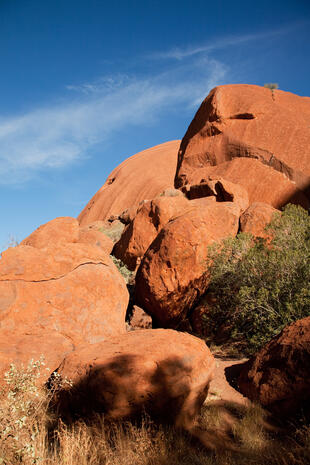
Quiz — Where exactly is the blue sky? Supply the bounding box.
[0,0,309,249]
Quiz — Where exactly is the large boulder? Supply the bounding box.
[21,216,114,254]
[0,217,129,378]
[238,317,310,416]
[52,329,215,429]
[175,85,310,209]
[78,222,114,254]
[78,140,180,226]
[135,201,240,327]
[113,193,191,270]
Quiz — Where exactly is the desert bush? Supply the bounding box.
[264,83,279,90]
[100,221,124,243]
[111,255,135,285]
[203,204,310,353]
[159,188,185,197]
[0,357,48,464]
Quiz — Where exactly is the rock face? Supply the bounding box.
[128,305,152,330]
[113,193,191,270]
[135,202,240,327]
[182,176,249,213]
[21,216,114,255]
[79,222,114,254]
[0,217,129,377]
[238,317,310,416]
[240,202,280,238]
[175,85,310,209]
[53,329,215,428]
[78,141,180,226]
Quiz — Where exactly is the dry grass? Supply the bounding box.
[100,221,125,243]
[0,359,309,465]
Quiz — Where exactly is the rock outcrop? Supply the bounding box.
[128,305,152,330]
[78,141,180,226]
[78,222,114,254]
[182,176,249,213]
[0,217,129,378]
[113,193,190,270]
[52,329,215,428]
[238,317,310,416]
[175,85,310,209]
[135,201,240,327]
[240,202,280,238]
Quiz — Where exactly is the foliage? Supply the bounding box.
[0,357,48,464]
[4,235,19,249]
[0,358,71,465]
[159,188,185,198]
[100,221,124,243]
[264,83,279,90]
[111,255,135,285]
[203,204,310,353]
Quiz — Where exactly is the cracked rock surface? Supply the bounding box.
[0,217,129,380]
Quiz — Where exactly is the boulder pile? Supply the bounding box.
[1,84,310,425]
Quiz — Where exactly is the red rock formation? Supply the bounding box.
[182,176,249,212]
[0,217,128,378]
[238,317,310,416]
[78,140,180,226]
[113,193,191,270]
[53,329,215,428]
[128,305,152,330]
[175,85,310,209]
[135,201,240,327]
[240,202,281,238]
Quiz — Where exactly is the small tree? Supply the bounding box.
[263,83,279,90]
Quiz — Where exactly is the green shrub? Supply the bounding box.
[111,256,135,285]
[203,204,310,353]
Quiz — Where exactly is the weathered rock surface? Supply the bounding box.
[79,222,114,254]
[135,201,240,327]
[0,217,129,378]
[21,216,80,248]
[78,141,180,226]
[240,202,280,238]
[128,305,152,330]
[182,176,249,213]
[21,217,114,254]
[175,85,310,209]
[53,329,215,428]
[113,194,191,270]
[238,317,310,416]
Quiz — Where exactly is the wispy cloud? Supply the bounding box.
[0,56,227,185]
[150,22,305,60]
